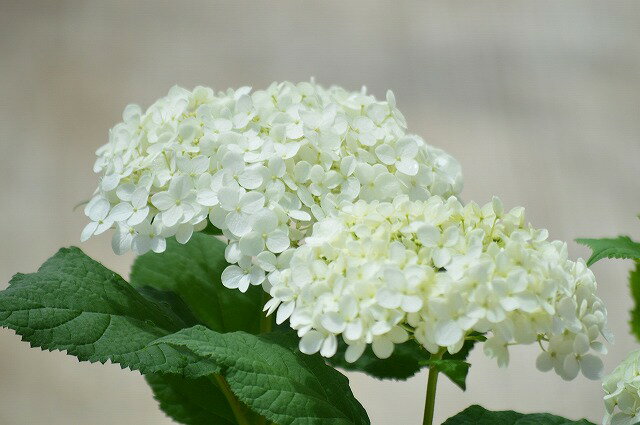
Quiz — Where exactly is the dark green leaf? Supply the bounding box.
[1,246,368,425]
[130,233,262,333]
[131,235,270,424]
[630,261,640,342]
[443,405,595,425]
[146,374,238,425]
[426,333,485,390]
[330,333,483,390]
[423,359,470,390]
[156,326,370,425]
[0,247,217,376]
[328,339,430,380]
[576,236,640,266]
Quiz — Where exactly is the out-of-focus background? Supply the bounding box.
[1,1,639,424]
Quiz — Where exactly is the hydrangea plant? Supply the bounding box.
[2,80,632,425]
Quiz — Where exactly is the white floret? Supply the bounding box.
[270,195,610,381]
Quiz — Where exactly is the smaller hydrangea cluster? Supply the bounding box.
[266,195,610,380]
[83,81,462,292]
[603,350,640,425]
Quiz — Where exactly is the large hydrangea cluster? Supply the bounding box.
[266,195,610,380]
[603,350,640,425]
[83,81,462,291]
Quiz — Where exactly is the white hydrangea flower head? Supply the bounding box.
[84,81,463,291]
[268,195,611,380]
[603,350,640,425]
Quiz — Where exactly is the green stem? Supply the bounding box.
[422,349,444,425]
[213,374,252,425]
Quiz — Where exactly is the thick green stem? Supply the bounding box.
[213,374,252,425]
[422,350,444,425]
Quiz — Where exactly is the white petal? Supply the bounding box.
[396,158,419,176]
[562,355,580,380]
[396,137,419,158]
[239,191,265,213]
[116,183,135,201]
[344,320,363,341]
[162,205,183,227]
[225,211,251,237]
[171,175,194,199]
[345,343,366,363]
[224,243,242,263]
[175,224,194,244]
[111,230,133,255]
[255,251,277,272]
[239,232,265,256]
[573,333,590,356]
[131,187,149,208]
[218,187,240,211]
[434,320,463,346]
[432,248,452,268]
[580,354,603,380]
[197,189,219,206]
[416,224,440,247]
[252,210,278,233]
[151,191,175,211]
[373,173,399,200]
[289,210,311,221]
[132,235,151,255]
[320,334,338,358]
[374,144,396,165]
[266,229,290,254]
[401,296,423,313]
[276,301,295,325]
[108,202,133,222]
[81,222,98,242]
[150,237,166,253]
[87,198,111,221]
[321,312,346,334]
[535,351,554,372]
[128,207,149,226]
[239,169,263,190]
[101,174,120,191]
[94,221,112,235]
[299,331,324,355]
[372,338,394,359]
[221,265,247,290]
[376,288,402,309]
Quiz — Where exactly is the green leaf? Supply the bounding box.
[0,247,217,376]
[329,333,483,390]
[423,359,470,390]
[130,233,262,333]
[146,374,239,425]
[0,246,367,425]
[328,339,430,380]
[630,261,640,341]
[442,405,595,425]
[427,333,485,390]
[576,236,640,266]
[156,326,370,425]
[131,235,269,424]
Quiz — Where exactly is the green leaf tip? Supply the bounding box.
[576,236,640,266]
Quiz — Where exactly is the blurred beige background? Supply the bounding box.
[1,1,639,424]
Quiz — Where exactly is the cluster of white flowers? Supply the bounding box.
[83,81,463,292]
[266,195,611,380]
[603,350,640,425]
